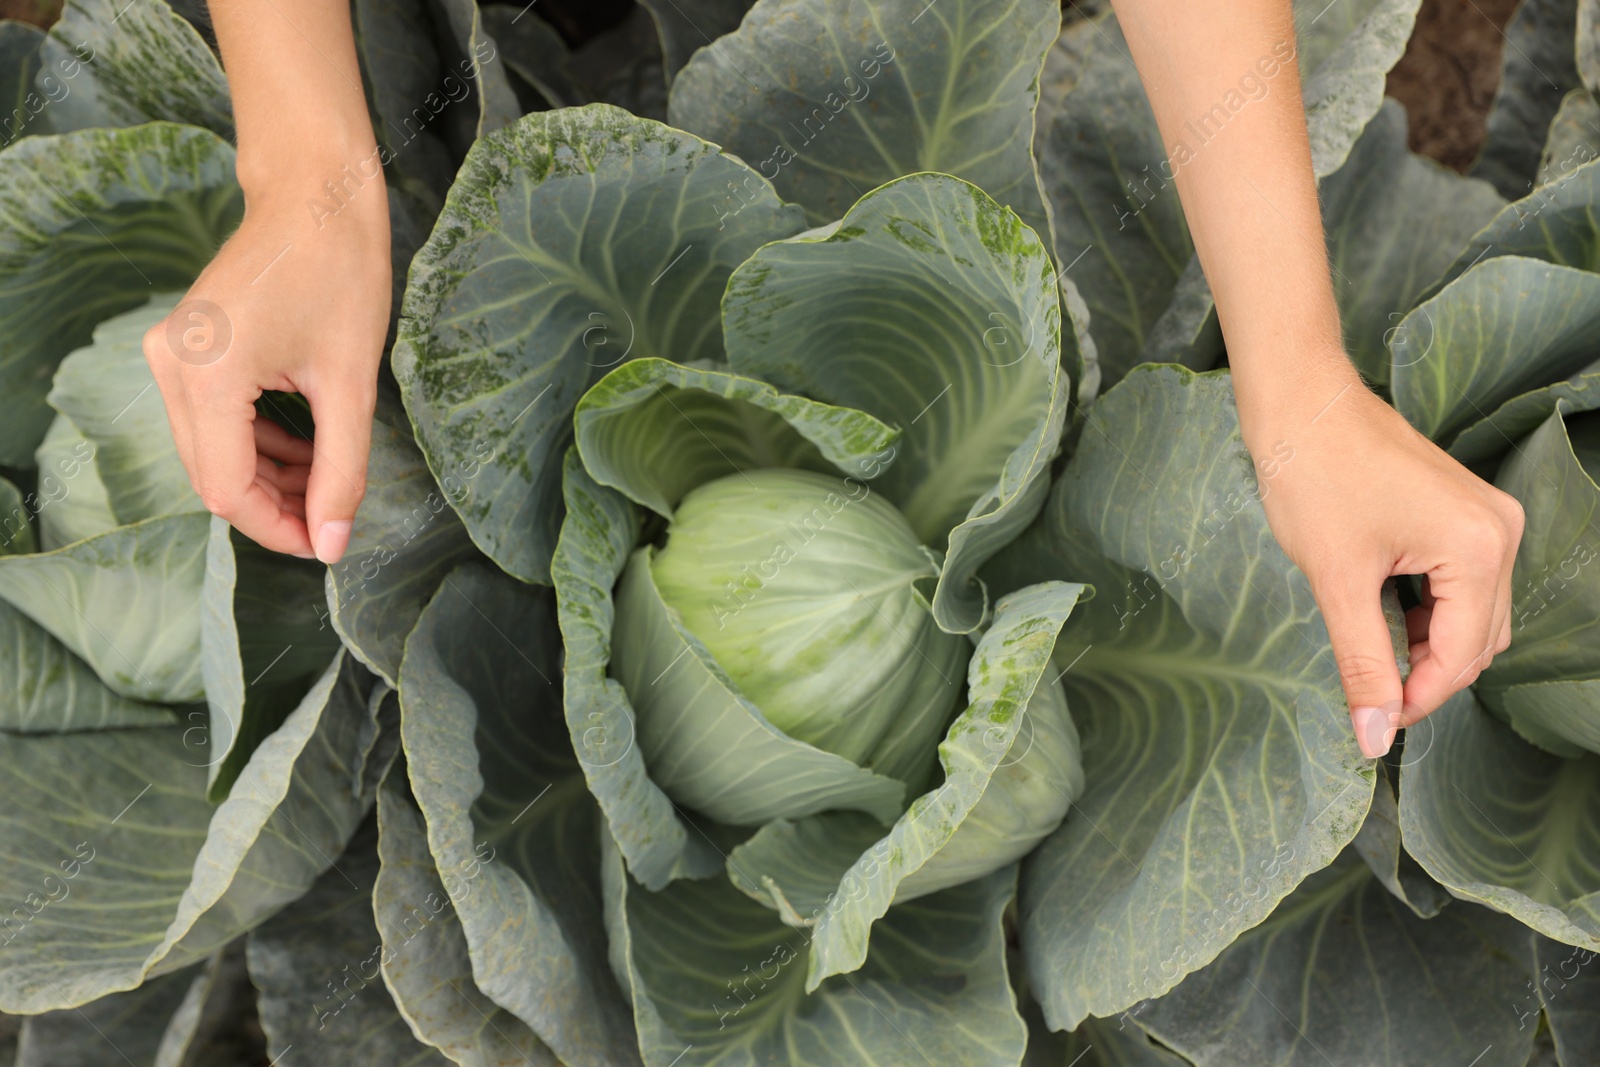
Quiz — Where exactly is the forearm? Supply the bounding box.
[1109,0,1357,450]
[210,0,378,204]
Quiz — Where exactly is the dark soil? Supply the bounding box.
[1386,0,1524,171]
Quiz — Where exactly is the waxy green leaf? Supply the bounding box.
[668,0,1059,239]
[1019,365,1372,1031]
[0,123,241,466]
[399,561,641,1067]
[604,831,1027,1067]
[394,103,804,584]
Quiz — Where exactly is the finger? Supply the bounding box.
[184,376,313,556]
[302,374,375,564]
[1402,559,1501,722]
[256,455,310,496]
[1316,571,1405,759]
[280,493,306,521]
[143,319,198,493]
[254,418,316,466]
[1495,612,1512,654]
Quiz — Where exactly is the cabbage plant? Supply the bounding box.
[1,0,1599,1064]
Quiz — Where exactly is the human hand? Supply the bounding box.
[1245,360,1526,758]
[142,171,389,563]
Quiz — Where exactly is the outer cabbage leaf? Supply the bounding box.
[480,6,589,110]
[723,582,1084,989]
[1043,1016,1191,1067]
[603,831,1027,1067]
[1294,0,1422,177]
[431,0,522,140]
[551,451,721,889]
[326,385,480,688]
[1533,931,1600,1061]
[47,295,202,525]
[31,414,117,551]
[668,0,1058,239]
[1583,0,1599,92]
[13,964,203,1067]
[399,561,641,1067]
[199,517,345,797]
[1538,90,1600,186]
[246,815,451,1067]
[0,512,208,704]
[1433,157,1600,292]
[1472,0,1585,199]
[1476,407,1600,753]
[1019,365,1372,1031]
[38,0,230,138]
[1321,99,1505,385]
[568,7,668,122]
[0,122,241,466]
[1390,257,1600,443]
[393,103,804,584]
[0,650,390,1012]
[1399,690,1600,948]
[1136,846,1535,1067]
[374,776,561,1067]
[0,474,31,555]
[351,0,459,206]
[1349,762,1452,917]
[1448,358,1600,469]
[0,594,175,733]
[724,173,1068,634]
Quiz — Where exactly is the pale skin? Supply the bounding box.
[152,0,1521,758]
[143,0,390,565]
[1110,0,1524,756]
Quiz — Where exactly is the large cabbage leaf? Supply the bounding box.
[393,103,804,585]
[0,122,241,466]
[603,831,1027,1067]
[398,561,640,1067]
[373,776,561,1067]
[1399,691,1600,948]
[0,650,389,1012]
[668,0,1059,239]
[1136,844,1536,1067]
[1018,364,1372,1030]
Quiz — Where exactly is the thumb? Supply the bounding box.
[1316,575,1405,758]
[302,375,375,564]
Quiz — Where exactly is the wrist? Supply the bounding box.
[234,95,382,200]
[1231,342,1366,457]
[237,138,388,231]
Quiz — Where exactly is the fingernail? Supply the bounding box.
[316,520,352,564]
[292,552,317,560]
[1351,706,1396,759]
